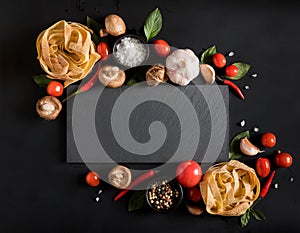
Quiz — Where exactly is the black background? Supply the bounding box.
[1,0,299,232]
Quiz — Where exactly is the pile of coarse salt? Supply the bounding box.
[114,36,148,67]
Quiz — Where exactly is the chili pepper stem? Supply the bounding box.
[62,90,81,103]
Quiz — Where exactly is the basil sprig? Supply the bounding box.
[128,190,145,212]
[241,208,266,227]
[226,62,251,80]
[200,45,216,64]
[33,74,52,88]
[144,8,162,42]
[86,16,105,44]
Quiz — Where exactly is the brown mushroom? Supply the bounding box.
[98,65,126,88]
[36,96,62,120]
[108,165,132,189]
[100,14,126,37]
[146,64,168,87]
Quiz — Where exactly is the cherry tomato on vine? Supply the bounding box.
[261,132,276,148]
[225,65,239,77]
[186,186,202,202]
[97,42,110,60]
[212,53,226,68]
[47,81,64,97]
[153,39,170,57]
[275,152,293,168]
[255,158,271,178]
[176,160,202,188]
[85,171,101,187]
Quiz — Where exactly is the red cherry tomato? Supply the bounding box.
[186,186,202,202]
[85,171,100,187]
[275,152,293,168]
[176,160,202,188]
[153,39,170,57]
[212,53,226,68]
[97,42,110,60]
[261,132,276,148]
[47,81,64,97]
[255,158,271,178]
[225,65,239,77]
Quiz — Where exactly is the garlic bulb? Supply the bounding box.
[239,137,263,156]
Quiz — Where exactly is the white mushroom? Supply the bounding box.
[166,49,200,86]
[98,65,126,88]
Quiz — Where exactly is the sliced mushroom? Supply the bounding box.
[199,64,215,84]
[100,14,126,37]
[146,64,168,87]
[98,65,126,88]
[36,96,62,120]
[108,165,132,189]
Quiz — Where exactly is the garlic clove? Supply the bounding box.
[239,137,263,156]
[199,64,215,84]
[186,204,204,215]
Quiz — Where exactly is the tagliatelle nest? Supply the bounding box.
[200,160,260,216]
[36,20,100,87]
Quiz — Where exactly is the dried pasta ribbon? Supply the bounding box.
[36,20,100,87]
[200,160,260,216]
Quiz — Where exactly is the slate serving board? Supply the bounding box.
[66,81,229,164]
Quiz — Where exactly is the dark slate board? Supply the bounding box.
[67,82,229,163]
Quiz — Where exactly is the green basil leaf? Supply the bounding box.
[33,75,52,88]
[127,79,137,86]
[251,209,266,221]
[200,45,217,64]
[226,62,251,80]
[86,16,105,45]
[128,190,145,212]
[229,130,250,160]
[229,153,242,160]
[144,8,162,42]
[240,210,251,227]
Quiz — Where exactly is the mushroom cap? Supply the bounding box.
[108,165,132,189]
[98,65,126,88]
[166,49,199,86]
[105,14,126,36]
[36,96,62,120]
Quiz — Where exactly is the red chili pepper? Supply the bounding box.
[114,170,159,201]
[260,170,275,198]
[216,76,244,100]
[223,80,245,100]
[62,63,102,102]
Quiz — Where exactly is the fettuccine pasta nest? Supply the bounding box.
[36,20,100,87]
[200,160,260,216]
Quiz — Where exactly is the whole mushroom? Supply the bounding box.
[166,49,199,86]
[36,96,62,120]
[98,65,126,88]
[100,14,126,37]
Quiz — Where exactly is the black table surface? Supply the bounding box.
[1,0,300,232]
